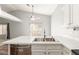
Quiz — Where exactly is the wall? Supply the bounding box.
[8,10,51,38]
[0,17,20,39]
[51,4,79,41]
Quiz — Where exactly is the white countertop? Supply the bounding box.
[2,36,61,45]
[2,35,79,50]
[0,39,7,46]
[3,36,60,44]
[54,35,79,50]
[2,36,33,45]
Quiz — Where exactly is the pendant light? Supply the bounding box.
[30,5,35,21]
[26,4,40,21]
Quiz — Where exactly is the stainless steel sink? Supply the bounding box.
[33,38,56,42]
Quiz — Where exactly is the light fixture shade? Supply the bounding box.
[27,4,40,21]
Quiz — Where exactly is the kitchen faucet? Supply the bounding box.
[43,29,46,41]
[44,29,46,38]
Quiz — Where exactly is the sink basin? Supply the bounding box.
[33,38,56,42]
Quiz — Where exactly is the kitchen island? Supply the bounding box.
[1,36,79,55]
[0,39,8,55]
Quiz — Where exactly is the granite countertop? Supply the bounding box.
[2,36,33,45]
[2,36,61,45]
[54,35,79,50]
[2,35,79,50]
[0,39,7,46]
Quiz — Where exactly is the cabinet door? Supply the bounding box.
[46,44,63,50]
[63,49,71,55]
[63,5,70,25]
[63,46,71,55]
[48,50,63,55]
[32,44,46,50]
[73,5,79,25]
[32,51,46,55]
[63,51,70,55]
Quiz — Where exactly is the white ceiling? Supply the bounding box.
[0,4,58,15]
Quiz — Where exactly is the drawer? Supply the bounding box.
[11,45,31,48]
[63,51,70,55]
[63,47,70,52]
[46,44,63,50]
[32,44,46,50]
[48,50,63,55]
[32,50,46,55]
[63,46,71,55]
[10,44,31,55]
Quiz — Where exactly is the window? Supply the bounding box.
[30,23,43,36]
[0,24,7,35]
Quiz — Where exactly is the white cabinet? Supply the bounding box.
[48,50,63,55]
[47,44,64,55]
[62,45,71,55]
[32,44,46,50]
[32,50,46,55]
[63,5,79,26]
[32,44,46,55]
[32,44,64,55]
[63,5,70,25]
[73,5,79,25]
[46,44,63,50]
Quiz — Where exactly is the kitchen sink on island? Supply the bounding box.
[2,36,76,55]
